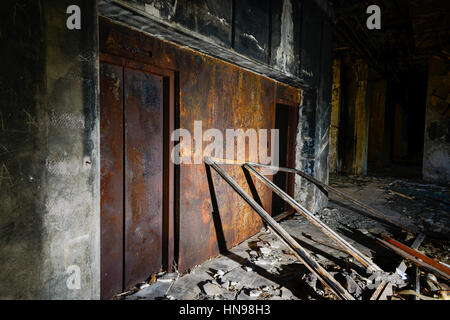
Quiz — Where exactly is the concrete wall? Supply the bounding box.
[423,57,450,184]
[0,0,99,299]
[295,0,333,212]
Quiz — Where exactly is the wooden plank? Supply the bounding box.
[377,235,450,281]
[204,157,355,300]
[244,163,381,273]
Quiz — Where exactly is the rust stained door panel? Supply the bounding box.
[124,68,164,289]
[99,18,302,272]
[100,63,124,299]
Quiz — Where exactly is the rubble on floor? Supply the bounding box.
[117,175,449,301]
[387,180,450,240]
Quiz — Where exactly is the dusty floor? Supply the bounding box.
[120,174,450,300]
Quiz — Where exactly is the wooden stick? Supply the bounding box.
[388,190,414,200]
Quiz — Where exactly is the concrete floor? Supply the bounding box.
[120,174,449,300]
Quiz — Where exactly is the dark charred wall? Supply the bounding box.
[115,0,303,77]
[0,0,46,299]
[295,0,333,211]
[367,80,389,167]
[122,0,233,47]
[99,18,302,272]
[270,0,302,77]
[234,0,270,62]
[423,57,450,184]
[0,0,100,299]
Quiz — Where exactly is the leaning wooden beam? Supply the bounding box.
[244,163,382,273]
[204,157,355,300]
[246,161,417,234]
[377,235,450,281]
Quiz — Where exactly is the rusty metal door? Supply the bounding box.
[124,68,164,289]
[100,62,165,298]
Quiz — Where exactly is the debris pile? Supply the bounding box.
[121,160,449,301]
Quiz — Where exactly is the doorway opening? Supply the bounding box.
[271,103,298,218]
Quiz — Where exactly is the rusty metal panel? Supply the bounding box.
[177,62,276,269]
[99,18,303,273]
[124,68,164,289]
[100,62,124,299]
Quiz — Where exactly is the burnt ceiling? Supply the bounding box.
[331,0,450,78]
